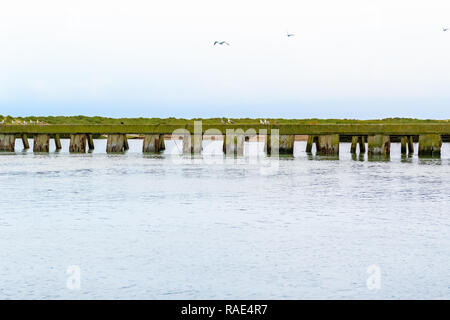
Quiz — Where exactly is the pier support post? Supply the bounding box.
[143,134,164,153]
[306,135,314,153]
[106,134,127,153]
[33,134,50,152]
[0,134,15,151]
[350,136,358,154]
[279,135,294,154]
[123,136,129,151]
[401,136,407,155]
[182,134,202,154]
[408,136,414,154]
[359,136,366,153]
[21,134,30,149]
[317,134,339,156]
[69,134,87,153]
[418,134,442,157]
[54,134,62,150]
[235,134,244,156]
[368,135,390,156]
[87,134,94,151]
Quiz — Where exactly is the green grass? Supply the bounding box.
[0,115,449,125]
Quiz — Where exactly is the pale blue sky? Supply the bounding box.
[1,0,450,118]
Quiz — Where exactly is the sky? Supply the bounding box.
[0,0,450,119]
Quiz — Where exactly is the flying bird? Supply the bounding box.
[443,27,449,32]
[287,32,295,37]
[214,41,230,46]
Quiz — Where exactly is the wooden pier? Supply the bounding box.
[0,123,449,157]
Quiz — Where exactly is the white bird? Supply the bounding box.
[259,119,264,125]
[214,41,230,46]
[23,121,27,125]
[443,27,449,32]
[265,120,270,125]
[227,118,234,124]
[29,120,34,124]
[0,120,4,124]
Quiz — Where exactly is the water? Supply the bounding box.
[0,139,449,299]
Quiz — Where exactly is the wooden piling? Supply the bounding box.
[401,136,407,155]
[69,134,87,153]
[21,134,30,149]
[350,136,358,154]
[408,136,414,154]
[317,134,339,156]
[0,134,15,151]
[143,134,164,153]
[87,134,94,151]
[279,135,294,154]
[306,135,314,153]
[418,134,442,157]
[235,134,245,156]
[106,134,126,153]
[54,134,62,150]
[33,134,50,152]
[368,135,390,156]
[358,136,366,154]
[123,136,129,151]
[223,132,236,155]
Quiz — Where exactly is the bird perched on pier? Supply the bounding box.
[259,119,264,125]
[23,121,27,125]
[29,120,33,124]
[265,120,270,125]
[214,41,229,46]
[36,120,40,124]
[227,118,234,124]
[0,120,4,124]
[443,27,448,32]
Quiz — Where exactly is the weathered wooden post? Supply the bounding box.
[123,136,129,151]
[408,136,414,154]
[235,134,245,156]
[33,134,50,152]
[191,134,202,154]
[223,129,236,155]
[69,134,87,153]
[106,134,126,153]
[0,134,15,151]
[367,135,390,156]
[358,136,366,154]
[21,134,30,149]
[143,134,164,153]
[278,135,294,154]
[350,136,358,154]
[317,134,339,155]
[401,136,408,155]
[306,135,314,153]
[418,134,442,157]
[87,134,95,151]
[54,134,62,150]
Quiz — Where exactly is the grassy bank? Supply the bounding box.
[0,115,448,125]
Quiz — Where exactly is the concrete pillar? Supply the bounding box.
[279,135,294,154]
[408,136,414,154]
[0,134,15,151]
[368,135,390,156]
[401,136,408,155]
[54,134,62,150]
[191,134,202,154]
[33,134,50,152]
[143,134,164,153]
[21,134,30,149]
[317,134,339,155]
[106,134,126,153]
[69,134,87,153]
[235,134,245,156]
[87,134,95,151]
[182,133,191,154]
[418,134,442,157]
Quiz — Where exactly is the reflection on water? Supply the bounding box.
[0,139,449,299]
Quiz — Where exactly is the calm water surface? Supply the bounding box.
[0,139,449,299]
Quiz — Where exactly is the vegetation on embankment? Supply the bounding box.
[0,115,448,125]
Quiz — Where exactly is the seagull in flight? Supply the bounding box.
[214,41,230,46]
[443,27,449,32]
[287,32,295,37]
